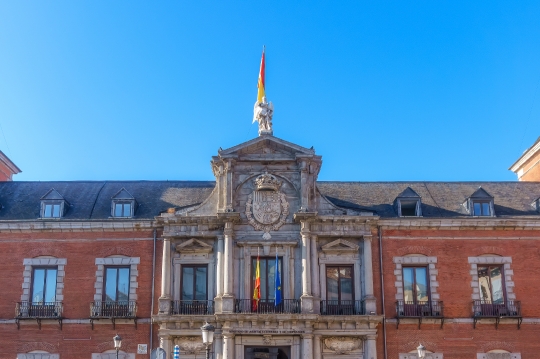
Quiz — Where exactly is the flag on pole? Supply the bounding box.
[274,248,282,306]
[257,47,265,103]
[253,251,261,311]
[173,345,180,359]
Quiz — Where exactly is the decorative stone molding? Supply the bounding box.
[477,354,520,359]
[468,256,515,301]
[393,256,439,301]
[399,354,443,359]
[21,258,67,302]
[93,256,140,302]
[176,238,213,254]
[320,238,359,253]
[17,355,60,359]
[174,336,205,353]
[323,337,362,354]
[91,354,135,359]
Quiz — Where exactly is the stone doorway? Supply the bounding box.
[244,346,290,359]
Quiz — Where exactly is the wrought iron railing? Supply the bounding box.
[321,300,363,315]
[235,299,300,314]
[396,300,444,318]
[171,300,214,315]
[90,301,137,318]
[16,302,63,318]
[472,300,521,318]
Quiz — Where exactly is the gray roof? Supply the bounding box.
[0,180,539,220]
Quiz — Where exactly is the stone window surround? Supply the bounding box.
[172,254,215,302]
[21,258,67,302]
[319,253,362,302]
[94,256,140,302]
[393,256,439,301]
[399,353,443,359]
[477,353,521,359]
[92,353,135,359]
[17,354,60,359]
[468,256,515,301]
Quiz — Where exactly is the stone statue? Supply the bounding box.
[253,96,274,136]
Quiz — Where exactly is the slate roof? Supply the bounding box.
[0,180,538,219]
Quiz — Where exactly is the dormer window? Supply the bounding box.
[466,187,495,217]
[111,188,136,218]
[40,189,68,219]
[395,187,422,217]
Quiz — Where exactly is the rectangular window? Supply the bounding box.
[402,266,429,303]
[326,266,354,301]
[104,267,130,302]
[400,200,420,217]
[473,201,491,216]
[32,267,58,303]
[252,257,282,301]
[181,265,208,301]
[43,204,61,218]
[478,265,505,304]
[113,202,132,217]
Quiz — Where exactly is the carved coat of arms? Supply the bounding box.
[246,173,289,239]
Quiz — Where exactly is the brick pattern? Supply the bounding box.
[468,256,515,301]
[94,257,140,301]
[91,353,135,359]
[17,355,60,359]
[393,256,439,301]
[21,258,67,302]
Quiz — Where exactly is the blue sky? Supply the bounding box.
[0,1,539,181]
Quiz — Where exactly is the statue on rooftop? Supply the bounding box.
[253,96,274,136]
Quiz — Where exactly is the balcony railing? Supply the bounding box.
[171,300,214,315]
[395,300,444,328]
[472,300,522,329]
[235,299,300,314]
[321,300,363,315]
[15,302,63,330]
[90,301,137,318]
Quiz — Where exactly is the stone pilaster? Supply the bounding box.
[158,237,172,314]
[302,334,313,358]
[311,234,320,313]
[223,333,235,359]
[365,334,377,359]
[300,222,314,313]
[313,335,322,359]
[221,222,235,313]
[363,234,376,314]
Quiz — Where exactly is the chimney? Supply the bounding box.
[0,150,21,181]
[510,137,540,181]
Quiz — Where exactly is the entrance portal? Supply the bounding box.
[244,346,290,359]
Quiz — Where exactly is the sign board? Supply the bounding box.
[151,348,166,359]
[137,344,148,354]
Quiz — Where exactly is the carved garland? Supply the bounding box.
[174,337,206,354]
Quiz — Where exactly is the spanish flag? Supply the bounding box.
[253,254,261,311]
[257,47,265,103]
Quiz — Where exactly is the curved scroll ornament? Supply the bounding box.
[174,337,205,354]
[323,337,362,354]
[245,173,289,239]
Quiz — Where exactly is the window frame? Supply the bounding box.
[180,264,209,301]
[401,265,430,304]
[325,265,355,302]
[40,201,64,219]
[477,264,506,304]
[31,266,58,304]
[398,199,422,217]
[111,200,135,218]
[251,256,283,301]
[472,200,493,217]
[103,266,131,302]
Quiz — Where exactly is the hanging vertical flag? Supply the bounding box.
[252,251,261,311]
[274,248,282,306]
[257,47,266,103]
[173,345,180,359]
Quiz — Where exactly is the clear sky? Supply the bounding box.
[0,1,539,182]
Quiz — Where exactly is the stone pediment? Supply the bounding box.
[321,238,360,253]
[175,238,213,253]
[218,135,316,159]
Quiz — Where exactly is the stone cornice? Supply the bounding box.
[380,217,540,230]
[0,220,154,232]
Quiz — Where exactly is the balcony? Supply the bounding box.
[171,300,214,315]
[321,300,364,316]
[235,299,300,314]
[472,300,522,329]
[15,302,63,330]
[395,300,444,328]
[90,301,137,329]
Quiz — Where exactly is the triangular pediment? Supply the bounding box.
[218,135,315,158]
[470,187,493,199]
[175,238,213,253]
[321,238,359,253]
[396,187,421,199]
[40,188,65,201]
[112,188,135,200]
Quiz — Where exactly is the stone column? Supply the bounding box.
[300,222,314,313]
[364,334,377,359]
[302,334,313,358]
[158,237,172,314]
[216,235,224,297]
[311,234,320,313]
[363,235,376,314]
[160,335,172,358]
[223,333,235,359]
[222,222,235,312]
[214,332,223,359]
[313,335,322,359]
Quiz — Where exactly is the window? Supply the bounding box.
[113,202,132,218]
[478,265,504,304]
[104,267,130,302]
[42,204,61,218]
[32,267,58,303]
[181,265,208,301]
[326,265,353,302]
[252,257,282,301]
[403,266,429,303]
[473,201,492,216]
[399,200,421,217]
[40,189,68,218]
